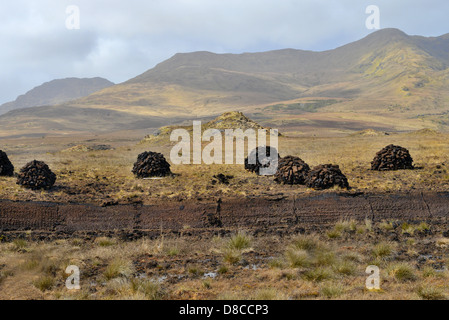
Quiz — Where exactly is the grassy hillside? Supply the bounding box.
[1,28,449,137]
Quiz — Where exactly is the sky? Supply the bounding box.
[1,0,449,105]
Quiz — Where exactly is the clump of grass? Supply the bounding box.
[13,239,28,251]
[95,237,116,247]
[302,267,334,282]
[421,266,446,279]
[416,222,430,232]
[320,282,344,299]
[187,265,204,277]
[268,258,286,269]
[334,220,357,233]
[379,221,394,231]
[33,276,55,292]
[223,249,241,265]
[387,263,417,282]
[372,242,394,259]
[326,229,342,239]
[285,249,310,268]
[291,234,321,252]
[218,265,229,274]
[333,260,357,276]
[103,258,134,280]
[314,250,337,267]
[416,285,447,300]
[228,232,252,250]
[202,279,212,289]
[166,247,180,256]
[21,258,41,271]
[133,279,164,300]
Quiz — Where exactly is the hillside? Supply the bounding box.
[0,77,114,115]
[1,28,449,137]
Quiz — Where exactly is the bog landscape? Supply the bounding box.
[1,28,449,300]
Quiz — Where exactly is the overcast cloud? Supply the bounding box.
[1,0,448,105]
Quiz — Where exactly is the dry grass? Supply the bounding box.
[0,215,448,300]
[1,130,449,205]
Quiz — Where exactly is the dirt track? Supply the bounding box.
[1,192,448,239]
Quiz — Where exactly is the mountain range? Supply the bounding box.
[0,77,114,115]
[1,28,449,137]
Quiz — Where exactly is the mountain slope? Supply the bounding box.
[1,28,449,137]
[0,77,114,115]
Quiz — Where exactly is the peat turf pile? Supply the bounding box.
[0,150,14,176]
[16,160,56,190]
[132,151,172,178]
[274,155,310,185]
[244,146,279,176]
[371,144,414,171]
[306,164,350,190]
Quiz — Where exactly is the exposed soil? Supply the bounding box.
[1,192,448,240]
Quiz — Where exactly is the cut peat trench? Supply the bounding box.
[0,192,448,238]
